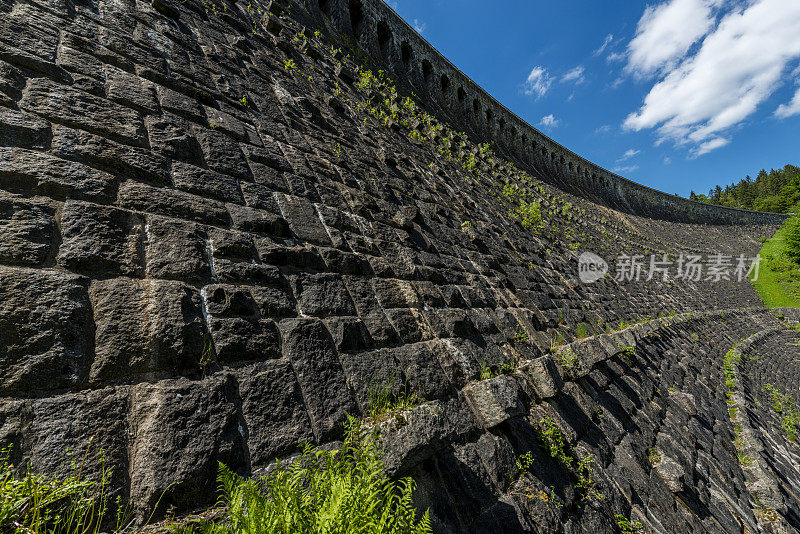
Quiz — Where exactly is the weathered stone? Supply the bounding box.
[89,278,206,381]
[0,267,93,394]
[105,65,159,114]
[57,200,144,276]
[51,125,171,184]
[144,113,204,164]
[144,216,211,282]
[0,107,51,148]
[280,318,356,442]
[129,375,247,519]
[325,317,373,352]
[291,272,356,317]
[517,356,563,399]
[462,375,523,429]
[0,194,54,266]
[0,147,116,201]
[277,194,331,245]
[204,106,261,145]
[208,317,281,362]
[653,455,685,493]
[171,161,245,204]
[194,127,251,178]
[117,181,231,226]
[393,343,453,400]
[20,77,147,146]
[155,85,206,123]
[228,203,291,236]
[237,360,314,466]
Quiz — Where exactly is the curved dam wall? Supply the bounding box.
[0,0,795,531]
[312,0,787,226]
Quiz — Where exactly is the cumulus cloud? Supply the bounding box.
[561,66,585,84]
[523,66,552,99]
[626,0,721,77]
[624,0,800,155]
[775,87,800,118]
[593,34,614,56]
[618,149,640,161]
[538,114,559,128]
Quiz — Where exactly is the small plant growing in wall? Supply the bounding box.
[615,514,647,534]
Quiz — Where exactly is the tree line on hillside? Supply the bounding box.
[689,164,800,213]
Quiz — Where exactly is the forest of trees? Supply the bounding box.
[689,164,800,213]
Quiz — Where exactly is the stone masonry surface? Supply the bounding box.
[0,0,799,531]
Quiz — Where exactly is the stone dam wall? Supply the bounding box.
[0,0,799,532]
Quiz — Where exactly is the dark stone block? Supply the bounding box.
[57,200,144,276]
[279,318,356,442]
[194,127,251,178]
[237,360,315,466]
[144,217,211,283]
[171,162,245,203]
[393,343,453,400]
[51,125,170,184]
[0,147,116,201]
[0,195,55,266]
[144,113,204,164]
[89,278,205,380]
[292,272,357,317]
[208,317,281,362]
[0,267,93,394]
[228,203,290,237]
[129,375,248,520]
[0,107,51,148]
[20,77,147,146]
[325,317,373,352]
[117,181,231,226]
[277,194,331,245]
[105,65,159,114]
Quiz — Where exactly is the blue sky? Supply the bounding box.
[386,0,800,198]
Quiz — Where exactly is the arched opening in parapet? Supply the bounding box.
[400,41,412,68]
[560,156,565,165]
[348,0,364,39]
[440,74,450,94]
[541,147,547,157]
[472,98,480,115]
[498,117,505,132]
[319,0,331,16]
[568,162,574,172]
[510,127,517,141]
[422,59,433,84]
[486,108,494,128]
[457,86,466,103]
[377,21,392,61]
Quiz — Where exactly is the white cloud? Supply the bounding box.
[593,34,614,56]
[612,165,639,174]
[618,149,640,161]
[626,0,721,77]
[595,124,611,134]
[523,66,552,99]
[538,114,559,128]
[607,52,626,63]
[663,155,672,164]
[412,18,425,34]
[775,87,800,118]
[561,66,585,84]
[691,137,730,157]
[624,0,800,155]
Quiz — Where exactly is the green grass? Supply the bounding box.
[0,444,131,534]
[750,225,800,307]
[169,418,432,534]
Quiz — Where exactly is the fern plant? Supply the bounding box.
[189,417,432,534]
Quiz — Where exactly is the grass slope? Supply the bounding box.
[750,225,800,308]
